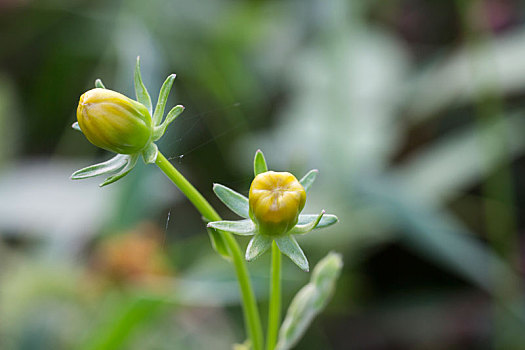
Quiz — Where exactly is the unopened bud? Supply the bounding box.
[249,171,306,236]
[77,88,153,154]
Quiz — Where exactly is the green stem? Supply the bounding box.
[266,241,281,350]
[155,151,264,350]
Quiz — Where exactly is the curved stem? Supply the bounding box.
[155,152,264,350]
[266,241,281,350]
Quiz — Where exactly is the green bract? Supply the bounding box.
[71,57,184,187]
[207,150,339,271]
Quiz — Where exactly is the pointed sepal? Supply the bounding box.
[290,210,325,234]
[95,79,106,89]
[207,219,256,236]
[245,234,273,261]
[72,122,82,132]
[99,154,138,187]
[275,236,309,272]
[299,169,318,193]
[142,143,158,164]
[153,74,176,126]
[153,105,184,141]
[254,149,268,176]
[134,56,152,114]
[71,154,128,180]
[213,184,249,218]
[297,214,338,230]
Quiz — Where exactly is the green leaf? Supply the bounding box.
[95,79,106,89]
[290,210,325,234]
[207,219,256,235]
[245,235,272,261]
[72,122,82,132]
[207,227,231,260]
[297,214,338,230]
[134,56,152,114]
[71,154,128,180]
[153,105,184,141]
[276,252,343,350]
[299,169,318,192]
[275,236,309,272]
[213,184,249,218]
[253,149,268,176]
[153,74,176,126]
[78,296,168,350]
[141,143,158,164]
[100,155,138,187]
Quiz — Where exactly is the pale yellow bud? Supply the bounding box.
[249,171,306,236]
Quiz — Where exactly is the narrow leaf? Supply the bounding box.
[297,214,338,229]
[153,105,184,141]
[290,210,325,234]
[299,169,318,193]
[213,184,249,218]
[100,155,138,187]
[245,235,272,261]
[276,252,343,350]
[142,143,158,164]
[71,154,128,180]
[275,236,309,272]
[254,149,268,176]
[134,56,152,114]
[153,74,176,125]
[207,227,231,260]
[207,219,256,235]
[72,122,82,132]
[95,79,106,89]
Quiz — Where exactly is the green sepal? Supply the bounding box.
[290,210,325,234]
[299,169,318,193]
[207,219,256,236]
[134,56,152,114]
[206,227,232,260]
[72,122,82,132]
[245,234,273,261]
[153,105,184,141]
[99,154,138,187]
[153,74,176,126]
[95,79,106,89]
[254,149,268,176]
[213,184,249,218]
[142,143,158,164]
[275,236,309,272]
[276,252,343,350]
[71,154,128,180]
[297,214,338,230]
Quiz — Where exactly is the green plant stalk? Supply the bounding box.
[266,241,281,350]
[155,151,264,350]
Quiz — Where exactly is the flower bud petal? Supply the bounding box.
[249,171,306,236]
[77,88,153,154]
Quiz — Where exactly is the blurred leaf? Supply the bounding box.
[392,112,525,204]
[276,252,343,350]
[79,296,170,350]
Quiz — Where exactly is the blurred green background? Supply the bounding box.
[1,0,525,349]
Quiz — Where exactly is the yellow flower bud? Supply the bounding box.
[249,171,306,236]
[77,88,153,154]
